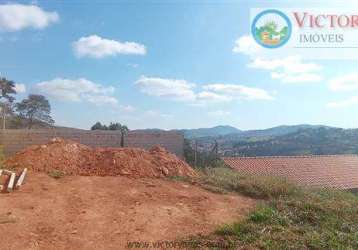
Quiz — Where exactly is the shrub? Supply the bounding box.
[48,170,65,179]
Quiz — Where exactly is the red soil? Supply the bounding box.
[5,138,197,178]
[0,173,255,250]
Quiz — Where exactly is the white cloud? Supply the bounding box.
[196,91,232,102]
[84,94,118,105]
[36,78,118,105]
[73,35,146,58]
[233,35,323,83]
[208,110,231,116]
[135,76,196,101]
[203,84,274,101]
[232,35,262,57]
[327,96,358,108]
[326,73,358,108]
[249,57,322,74]
[329,73,358,92]
[135,76,274,104]
[0,4,58,31]
[249,56,323,83]
[14,83,26,93]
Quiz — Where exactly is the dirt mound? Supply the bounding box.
[5,138,197,178]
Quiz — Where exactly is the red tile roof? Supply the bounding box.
[222,155,358,190]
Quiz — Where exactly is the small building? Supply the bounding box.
[223,155,358,191]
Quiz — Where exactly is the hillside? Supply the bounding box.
[178,124,330,139]
[237,124,331,138]
[233,127,358,156]
[3,115,54,129]
[178,125,241,138]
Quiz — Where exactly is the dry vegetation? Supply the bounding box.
[184,167,358,249]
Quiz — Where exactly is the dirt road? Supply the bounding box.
[0,173,255,250]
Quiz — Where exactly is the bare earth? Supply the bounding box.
[0,173,255,250]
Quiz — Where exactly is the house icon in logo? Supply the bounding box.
[252,9,292,48]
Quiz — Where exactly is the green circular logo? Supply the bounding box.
[252,9,292,48]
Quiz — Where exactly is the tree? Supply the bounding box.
[119,124,129,147]
[108,122,122,131]
[91,122,108,130]
[0,77,17,129]
[0,77,16,103]
[0,102,14,129]
[90,121,129,147]
[16,94,54,129]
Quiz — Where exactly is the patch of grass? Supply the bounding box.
[48,170,65,179]
[168,175,192,183]
[201,167,300,199]
[191,167,358,249]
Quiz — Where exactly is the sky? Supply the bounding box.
[2,0,358,130]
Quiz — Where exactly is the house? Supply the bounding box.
[222,155,358,191]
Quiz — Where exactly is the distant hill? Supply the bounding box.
[3,115,54,129]
[238,124,331,138]
[178,125,242,138]
[133,124,335,140]
[181,124,331,140]
[233,127,358,156]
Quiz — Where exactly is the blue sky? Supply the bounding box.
[2,0,358,130]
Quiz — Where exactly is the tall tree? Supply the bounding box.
[16,94,54,129]
[120,125,129,147]
[0,77,17,129]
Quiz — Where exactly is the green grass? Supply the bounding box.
[189,167,358,249]
[48,170,65,179]
[201,167,300,199]
[168,175,192,183]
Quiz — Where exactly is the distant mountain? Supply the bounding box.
[233,127,358,156]
[238,124,332,138]
[182,124,332,140]
[179,125,242,138]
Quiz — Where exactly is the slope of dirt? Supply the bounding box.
[0,173,255,250]
[5,138,196,178]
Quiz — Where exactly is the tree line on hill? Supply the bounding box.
[91,122,128,132]
[91,122,129,147]
[0,77,54,129]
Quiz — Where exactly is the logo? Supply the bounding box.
[251,9,292,48]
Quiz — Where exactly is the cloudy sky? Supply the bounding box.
[2,0,358,130]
